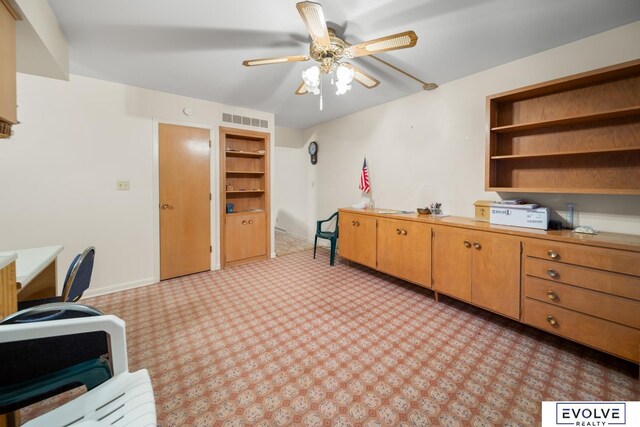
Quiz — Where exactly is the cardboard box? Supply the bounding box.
[473,200,493,222]
[490,206,549,230]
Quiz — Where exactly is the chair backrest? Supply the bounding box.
[61,246,96,302]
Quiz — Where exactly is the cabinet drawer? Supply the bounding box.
[525,257,640,300]
[523,298,640,362]
[524,239,640,276]
[524,276,640,329]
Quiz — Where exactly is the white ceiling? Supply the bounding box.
[47,0,640,129]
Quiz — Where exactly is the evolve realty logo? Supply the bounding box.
[542,402,640,426]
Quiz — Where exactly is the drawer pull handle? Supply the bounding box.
[473,241,481,250]
[352,221,356,226]
[546,315,558,327]
[248,220,253,224]
[463,240,471,248]
[242,220,247,225]
[401,229,407,236]
[547,291,558,301]
[547,269,559,279]
[356,221,360,227]
[547,249,559,259]
[396,228,401,235]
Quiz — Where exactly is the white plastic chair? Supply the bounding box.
[0,306,156,426]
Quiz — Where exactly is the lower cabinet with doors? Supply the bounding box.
[338,207,640,363]
[377,218,431,287]
[338,212,377,269]
[224,212,266,264]
[432,226,521,319]
[338,211,431,287]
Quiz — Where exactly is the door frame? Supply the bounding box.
[152,118,220,283]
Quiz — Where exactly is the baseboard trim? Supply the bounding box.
[83,277,156,298]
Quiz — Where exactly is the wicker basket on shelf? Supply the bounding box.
[0,121,12,138]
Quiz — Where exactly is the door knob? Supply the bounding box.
[473,242,481,250]
[352,221,356,226]
[401,229,407,236]
[356,221,360,226]
[160,203,170,209]
[248,220,253,224]
[396,228,401,235]
[242,220,247,225]
[463,240,471,248]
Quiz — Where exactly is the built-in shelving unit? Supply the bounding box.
[486,59,640,195]
[219,127,270,267]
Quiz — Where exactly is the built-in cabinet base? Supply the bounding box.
[338,208,640,363]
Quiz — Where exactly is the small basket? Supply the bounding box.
[0,121,12,138]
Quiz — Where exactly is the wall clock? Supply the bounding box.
[308,141,318,164]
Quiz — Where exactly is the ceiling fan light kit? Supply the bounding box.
[242,1,435,109]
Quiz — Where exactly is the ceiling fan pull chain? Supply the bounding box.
[320,75,324,111]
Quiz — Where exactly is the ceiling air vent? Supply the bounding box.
[221,113,269,129]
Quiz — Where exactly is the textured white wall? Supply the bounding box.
[282,22,640,241]
[0,73,273,296]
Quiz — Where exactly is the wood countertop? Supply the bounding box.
[338,208,640,252]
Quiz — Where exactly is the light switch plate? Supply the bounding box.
[116,180,130,191]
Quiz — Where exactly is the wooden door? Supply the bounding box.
[432,226,472,301]
[337,213,376,268]
[353,215,377,268]
[377,219,430,287]
[471,231,521,319]
[159,124,211,280]
[398,221,431,287]
[225,215,247,263]
[245,212,266,258]
[338,213,358,261]
[376,218,403,275]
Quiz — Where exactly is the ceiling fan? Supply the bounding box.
[242,1,437,103]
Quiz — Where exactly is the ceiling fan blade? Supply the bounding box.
[345,30,418,58]
[295,81,308,95]
[296,1,331,48]
[343,63,380,88]
[243,55,309,67]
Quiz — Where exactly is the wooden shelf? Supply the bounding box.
[226,170,265,175]
[220,127,271,268]
[491,146,640,160]
[225,150,265,157]
[486,59,640,195]
[491,106,640,134]
[487,187,640,195]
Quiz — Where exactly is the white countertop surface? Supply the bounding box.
[0,245,63,286]
[0,252,17,270]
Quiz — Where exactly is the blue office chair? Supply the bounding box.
[0,303,111,414]
[18,246,95,311]
[314,212,339,266]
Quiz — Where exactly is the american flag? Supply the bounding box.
[359,157,370,193]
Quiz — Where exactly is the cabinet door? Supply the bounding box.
[471,231,521,319]
[432,226,472,301]
[338,213,376,268]
[377,219,431,287]
[225,215,247,262]
[245,213,266,258]
[0,4,16,125]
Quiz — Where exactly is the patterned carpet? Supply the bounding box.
[275,229,314,257]
[22,249,639,426]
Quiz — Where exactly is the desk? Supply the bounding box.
[0,246,62,427]
[0,245,63,305]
